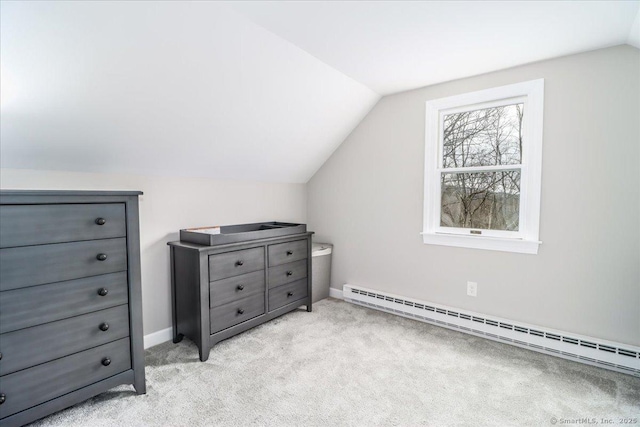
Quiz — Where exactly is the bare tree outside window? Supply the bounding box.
[440,103,524,231]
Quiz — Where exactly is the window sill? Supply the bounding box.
[421,232,540,254]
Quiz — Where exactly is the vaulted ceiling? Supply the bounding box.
[0,1,379,183]
[1,1,638,183]
[231,1,640,95]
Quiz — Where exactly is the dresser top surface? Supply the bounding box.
[0,190,143,196]
[168,232,314,252]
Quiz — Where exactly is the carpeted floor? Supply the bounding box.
[30,298,639,426]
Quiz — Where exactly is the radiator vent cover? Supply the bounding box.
[343,285,640,377]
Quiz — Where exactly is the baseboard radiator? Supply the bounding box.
[343,284,640,377]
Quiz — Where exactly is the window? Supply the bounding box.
[423,79,544,254]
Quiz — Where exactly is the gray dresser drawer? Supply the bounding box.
[268,259,307,289]
[268,239,307,266]
[210,292,265,334]
[0,272,129,334]
[0,305,130,376]
[0,203,126,249]
[208,247,264,282]
[0,238,127,291]
[0,337,131,419]
[210,270,265,308]
[269,278,308,312]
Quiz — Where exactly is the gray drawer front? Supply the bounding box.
[0,203,126,249]
[0,305,130,376]
[268,239,308,266]
[0,337,131,419]
[0,238,127,291]
[269,278,308,312]
[0,272,129,334]
[268,259,307,289]
[210,292,265,334]
[208,247,264,282]
[210,270,265,309]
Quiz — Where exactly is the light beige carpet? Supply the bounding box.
[31,298,639,426]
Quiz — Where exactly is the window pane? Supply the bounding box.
[440,171,520,231]
[442,103,523,168]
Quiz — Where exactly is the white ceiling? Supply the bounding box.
[231,1,640,95]
[1,1,638,183]
[630,5,640,48]
[0,1,379,183]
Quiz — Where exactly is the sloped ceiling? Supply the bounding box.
[0,1,379,183]
[2,1,638,183]
[231,1,640,95]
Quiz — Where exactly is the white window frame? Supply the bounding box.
[422,79,544,254]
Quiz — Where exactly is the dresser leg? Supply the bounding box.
[199,346,209,362]
[134,378,146,395]
[173,332,184,344]
[307,299,313,312]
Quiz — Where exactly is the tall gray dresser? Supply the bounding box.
[0,190,146,427]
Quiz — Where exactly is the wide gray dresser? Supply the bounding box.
[0,190,146,427]
[169,230,313,361]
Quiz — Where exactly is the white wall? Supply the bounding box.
[307,45,640,346]
[0,169,307,336]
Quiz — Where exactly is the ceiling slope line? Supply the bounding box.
[627,5,640,48]
[223,3,381,96]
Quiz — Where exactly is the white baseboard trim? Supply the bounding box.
[329,287,343,300]
[144,327,173,349]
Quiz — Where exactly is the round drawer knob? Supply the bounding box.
[96,253,108,261]
[286,250,293,256]
[98,288,109,296]
[286,271,293,276]
[95,218,107,225]
[99,323,109,332]
[287,292,294,297]
[236,260,244,266]
[101,358,111,367]
[237,285,245,291]
[237,308,244,315]
[0,393,5,405]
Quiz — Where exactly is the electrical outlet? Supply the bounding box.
[467,281,478,297]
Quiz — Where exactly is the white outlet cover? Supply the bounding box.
[467,281,478,297]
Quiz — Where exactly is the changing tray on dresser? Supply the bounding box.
[168,223,313,361]
[0,190,146,427]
